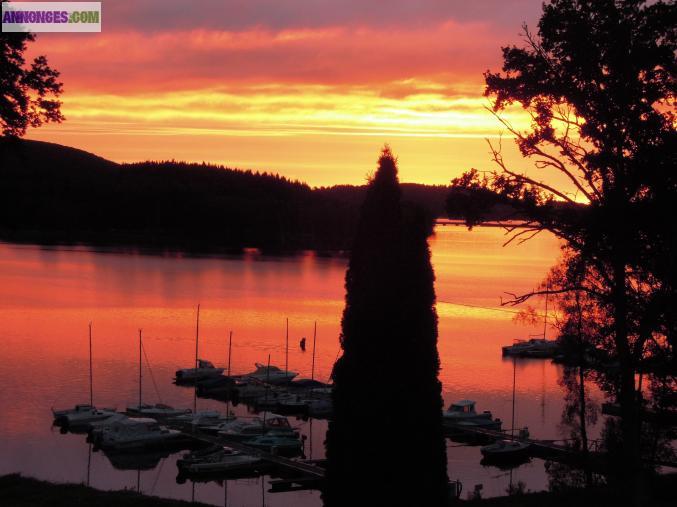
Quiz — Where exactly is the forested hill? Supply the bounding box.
[0,139,451,253]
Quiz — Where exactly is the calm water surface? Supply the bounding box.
[0,225,603,504]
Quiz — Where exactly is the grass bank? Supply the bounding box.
[0,474,211,507]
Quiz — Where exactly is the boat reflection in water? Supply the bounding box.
[103,448,174,471]
[1,225,568,504]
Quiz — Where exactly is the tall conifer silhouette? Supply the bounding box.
[325,146,447,506]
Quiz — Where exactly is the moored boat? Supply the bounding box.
[480,439,531,463]
[126,403,191,419]
[502,338,558,358]
[53,405,118,428]
[443,400,502,430]
[243,434,302,455]
[177,445,262,474]
[98,417,188,451]
[213,413,296,440]
[169,410,234,429]
[242,363,298,384]
[175,359,225,383]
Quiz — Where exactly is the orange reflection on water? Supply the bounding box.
[0,225,566,441]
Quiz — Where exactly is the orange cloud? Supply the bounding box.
[23,4,549,186]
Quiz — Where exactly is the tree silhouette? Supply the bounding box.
[325,146,448,506]
[1,26,63,137]
[448,1,675,505]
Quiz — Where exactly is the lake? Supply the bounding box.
[0,224,602,505]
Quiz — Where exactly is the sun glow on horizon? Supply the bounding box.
[22,2,547,186]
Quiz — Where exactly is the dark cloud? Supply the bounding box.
[102,0,541,33]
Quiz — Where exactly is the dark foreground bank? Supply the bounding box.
[0,474,211,507]
[3,474,676,507]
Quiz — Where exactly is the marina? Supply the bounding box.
[0,226,658,505]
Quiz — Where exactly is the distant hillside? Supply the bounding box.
[0,139,453,252]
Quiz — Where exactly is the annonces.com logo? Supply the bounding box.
[2,2,101,32]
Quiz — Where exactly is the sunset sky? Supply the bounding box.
[25,0,546,186]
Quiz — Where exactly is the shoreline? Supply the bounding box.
[0,474,212,507]
[3,474,675,507]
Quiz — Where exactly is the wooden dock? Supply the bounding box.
[172,426,325,492]
[446,425,677,471]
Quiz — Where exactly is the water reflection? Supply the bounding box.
[0,225,600,505]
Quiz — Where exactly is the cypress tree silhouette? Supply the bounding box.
[324,146,448,506]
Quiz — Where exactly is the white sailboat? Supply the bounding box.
[481,358,531,463]
[126,329,191,419]
[52,323,116,427]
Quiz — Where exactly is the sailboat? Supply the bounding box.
[126,329,190,419]
[52,323,116,427]
[175,305,224,383]
[480,358,530,463]
[501,288,558,358]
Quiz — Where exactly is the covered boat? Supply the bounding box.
[177,445,262,474]
[98,417,187,451]
[502,338,558,358]
[53,405,117,428]
[243,434,302,455]
[242,363,298,384]
[125,403,191,419]
[443,400,502,430]
[480,439,531,463]
[175,359,225,383]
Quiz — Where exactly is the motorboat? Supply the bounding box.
[243,434,302,455]
[216,413,296,440]
[53,405,118,428]
[98,417,187,451]
[242,363,298,384]
[480,439,531,462]
[175,359,225,383]
[52,404,95,419]
[502,338,558,358]
[169,410,234,429]
[125,403,191,419]
[88,413,130,444]
[177,445,262,474]
[87,413,128,435]
[443,400,502,430]
[217,419,270,440]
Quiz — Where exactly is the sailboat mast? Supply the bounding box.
[311,321,317,381]
[89,322,93,406]
[543,286,549,339]
[139,329,142,407]
[285,317,289,378]
[264,353,271,426]
[511,357,516,439]
[226,330,233,417]
[227,330,233,378]
[195,304,201,369]
[194,304,200,414]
